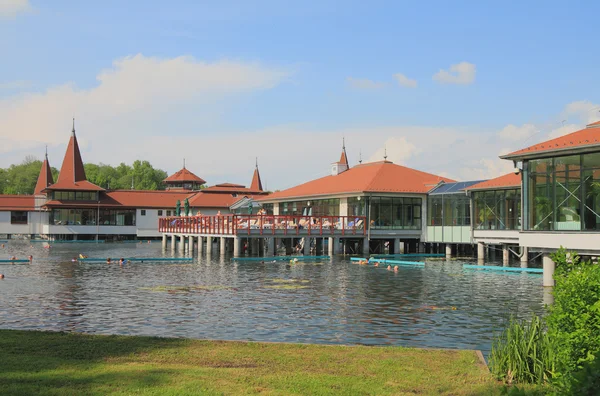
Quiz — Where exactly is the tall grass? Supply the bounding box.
[489,315,555,385]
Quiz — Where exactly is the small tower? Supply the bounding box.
[250,158,263,191]
[163,161,206,191]
[34,146,54,195]
[331,138,349,176]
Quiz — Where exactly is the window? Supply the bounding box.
[158,210,163,216]
[166,210,171,216]
[141,210,146,216]
[370,196,421,229]
[11,211,28,224]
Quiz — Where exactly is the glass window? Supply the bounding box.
[141,210,146,216]
[11,211,28,224]
[158,210,163,216]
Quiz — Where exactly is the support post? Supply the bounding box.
[162,234,167,250]
[171,234,176,252]
[206,237,212,255]
[362,238,370,256]
[233,237,241,257]
[477,242,485,264]
[445,243,452,259]
[520,246,528,268]
[220,237,226,255]
[502,244,509,266]
[266,238,275,256]
[198,236,204,254]
[393,238,401,255]
[303,237,311,256]
[188,235,194,255]
[178,235,185,253]
[543,253,555,287]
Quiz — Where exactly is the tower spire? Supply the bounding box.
[359,150,362,164]
[72,117,75,136]
[183,158,186,169]
[384,146,388,161]
[45,144,48,159]
[255,157,258,169]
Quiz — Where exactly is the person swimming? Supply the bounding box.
[119,258,126,265]
[0,274,4,279]
[393,265,399,272]
[28,255,33,262]
[387,265,392,271]
[373,262,379,267]
[106,258,111,264]
[10,256,17,260]
[357,259,368,265]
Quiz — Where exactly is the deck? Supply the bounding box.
[159,215,367,237]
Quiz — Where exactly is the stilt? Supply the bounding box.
[266,238,275,256]
[178,235,185,253]
[399,241,405,254]
[162,234,167,250]
[198,236,204,254]
[543,253,555,287]
[171,234,176,252]
[206,237,212,255]
[233,237,241,257]
[502,244,509,266]
[445,243,452,259]
[520,246,528,268]
[188,235,194,255]
[303,237,311,255]
[477,242,485,264]
[393,238,401,255]
[220,237,226,255]
[362,238,370,255]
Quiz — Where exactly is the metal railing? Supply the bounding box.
[159,215,367,236]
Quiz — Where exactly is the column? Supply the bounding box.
[362,238,370,256]
[543,253,555,287]
[502,244,509,266]
[198,236,204,254]
[477,242,485,264]
[266,237,275,256]
[445,243,452,259]
[520,246,528,268]
[171,234,176,252]
[188,235,195,255]
[220,237,226,255]
[206,237,212,255]
[162,234,167,250]
[393,238,401,255]
[328,237,334,255]
[252,238,260,256]
[233,236,241,257]
[178,235,185,253]
[303,237,311,256]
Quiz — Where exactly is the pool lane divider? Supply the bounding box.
[79,257,193,262]
[350,257,425,266]
[52,240,106,244]
[232,255,331,262]
[370,253,445,258]
[462,264,543,274]
[0,259,31,263]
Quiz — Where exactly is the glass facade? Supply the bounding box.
[369,197,421,229]
[348,197,366,217]
[11,211,28,225]
[280,199,340,216]
[428,194,470,226]
[526,153,600,231]
[262,203,274,215]
[52,191,99,201]
[51,209,136,226]
[473,189,521,230]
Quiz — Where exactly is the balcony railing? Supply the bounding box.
[159,215,366,236]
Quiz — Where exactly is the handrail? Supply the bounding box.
[158,214,367,236]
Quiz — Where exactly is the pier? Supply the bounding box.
[159,214,367,257]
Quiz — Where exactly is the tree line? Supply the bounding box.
[0,156,169,195]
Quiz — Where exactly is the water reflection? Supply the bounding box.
[0,241,545,354]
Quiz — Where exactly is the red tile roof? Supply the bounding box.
[45,190,196,209]
[259,161,454,201]
[34,155,54,195]
[465,172,521,191]
[187,192,243,208]
[202,184,266,194]
[164,167,206,184]
[0,195,35,211]
[46,125,104,191]
[339,148,348,167]
[502,122,600,159]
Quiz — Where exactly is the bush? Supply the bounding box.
[489,315,555,385]
[547,248,600,379]
[554,356,600,396]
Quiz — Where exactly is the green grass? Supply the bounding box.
[0,329,539,395]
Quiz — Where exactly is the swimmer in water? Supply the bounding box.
[10,256,17,260]
[0,274,4,279]
[28,255,33,262]
[119,258,126,265]
[106,258,111,264]
[374,262,379,267]
[394,265,399,272]
[387,265,392,271]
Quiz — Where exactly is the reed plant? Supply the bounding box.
[489,315,555,385]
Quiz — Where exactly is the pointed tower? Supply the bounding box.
[46,119,103,192]
[34,147,54,195]
[331,138,349,175]
[250,158,263,191]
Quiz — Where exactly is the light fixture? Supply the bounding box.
[357,196,361,201]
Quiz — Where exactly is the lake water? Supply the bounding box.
[0,241,546,354]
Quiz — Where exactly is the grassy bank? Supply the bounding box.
[1,329,514,395]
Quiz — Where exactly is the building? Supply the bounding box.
[0,122,268,240]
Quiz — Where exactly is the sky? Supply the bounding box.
[1,0,600,190]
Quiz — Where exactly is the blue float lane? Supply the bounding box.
[350,257,425,266]
[79,257,193,262]
[232,256,330,262]
[462,264,543,274]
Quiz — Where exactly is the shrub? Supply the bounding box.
[554,356,600,396]
[489,315,555,385]
[547,248,600,379]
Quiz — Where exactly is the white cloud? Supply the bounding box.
[562,100,600,125]
[346,77,386,90]
[433,62,476,85]
[0,0,32,18]
[393,73,417,88]
[498,123,538,141]
[368,136,419,164]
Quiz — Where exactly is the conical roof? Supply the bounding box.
[250,165,263,191]
[34,152,54,195]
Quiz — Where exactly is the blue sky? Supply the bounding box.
[1,0,600,188]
